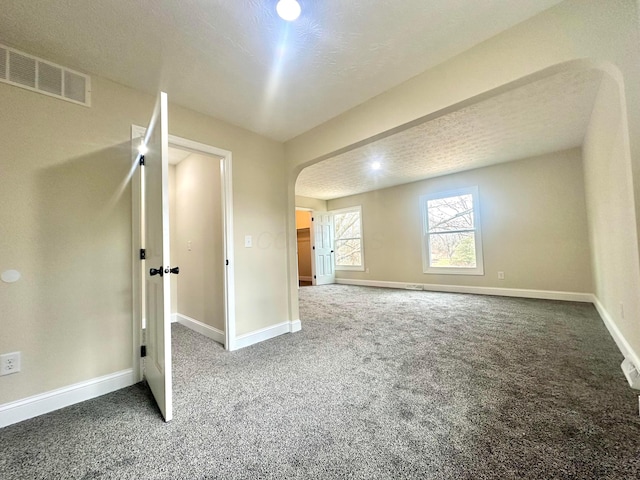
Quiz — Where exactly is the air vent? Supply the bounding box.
[64,70,86,103]
[9,51,35,88]
[38,61,63,95]
[0,44,91,107]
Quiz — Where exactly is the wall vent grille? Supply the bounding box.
[0,44,91,107]
[0,48,6,80]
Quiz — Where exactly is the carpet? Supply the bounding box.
[1,285,639,479]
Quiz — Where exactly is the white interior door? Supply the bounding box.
[143,92,172,421]
[312,211,335,285]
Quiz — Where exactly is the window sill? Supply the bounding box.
[335,265,365,272]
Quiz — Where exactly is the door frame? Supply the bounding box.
[131,125,236,382]
[310,210,336,286]
[295,207,315,286]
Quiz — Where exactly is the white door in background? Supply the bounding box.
[312,211,335,285]
[143,92,173,421]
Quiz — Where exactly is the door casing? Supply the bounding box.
[131,125,236,383]
[312,211,336,286]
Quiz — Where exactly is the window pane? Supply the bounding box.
[334,212,361,240]
[429,231,476,268]
[427,194,474,232]
[335,238,362,266]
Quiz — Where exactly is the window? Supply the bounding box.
[421,187,484,275]
[332,206,364,271]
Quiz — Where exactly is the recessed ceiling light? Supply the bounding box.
[371,161,381,170]
[276,0,301,21]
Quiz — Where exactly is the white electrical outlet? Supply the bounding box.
[621,358,640,389]
[0,351,21,376]
[497,271,505,280]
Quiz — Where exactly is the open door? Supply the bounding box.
[312,211,335,285]
[142,92,172,421]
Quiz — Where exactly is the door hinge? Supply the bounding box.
[226,259,229,266]
[312,246,315,250]
[311,217,314,221]
[313,275,316,279]
[140,248,146,260]
[139,155,145,166]
[140,345,147,357]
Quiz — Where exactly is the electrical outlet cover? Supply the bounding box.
[621,358,640,390]
[0,351,21,375]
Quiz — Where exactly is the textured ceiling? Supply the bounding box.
[0,0,562,141]
[296,69,603,200]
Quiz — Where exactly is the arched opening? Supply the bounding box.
[288,61,640,380]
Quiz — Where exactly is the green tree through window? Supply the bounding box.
[421,187,484,275]
[333,206,364,269]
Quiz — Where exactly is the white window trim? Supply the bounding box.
[420,186,484,276]
[331,205,365,272]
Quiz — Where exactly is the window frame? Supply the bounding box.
[420,186,484,276]
[331,205,365,272]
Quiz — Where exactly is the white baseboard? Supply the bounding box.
[171,313,178,324]
[176,313,225,346]
[233,321,300,350]
[0,369,134,428]
[299,276,312,282]
[592,296,640,373]
[335,278,593,303]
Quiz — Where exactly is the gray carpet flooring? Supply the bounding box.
[2,285,640,479]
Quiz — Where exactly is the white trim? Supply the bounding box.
[0,43,92,107]
[131,125,144,383]
[420,186,484,276]
[131,124,236,359]
[0,369,134,428]
[233,321,300,351]
[299,276,313,282]
[334,278,593,303]
[592,296,640,372]
[331,205,365,271]
[171,313,178,323]
[176,313,225,345]
[221,151,236,351]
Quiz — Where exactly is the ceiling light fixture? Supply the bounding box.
[276,0,301,21]
[371,161,381,170]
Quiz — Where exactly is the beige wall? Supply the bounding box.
[0,74,288,404]
[168,105,289,338]
[295,195,327,212]
[175,153,225,331]
[2,0,640,408]
[327,150,593,292]
[583,74,640,360]
[286,1,640,172]
[285,0,640,364]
